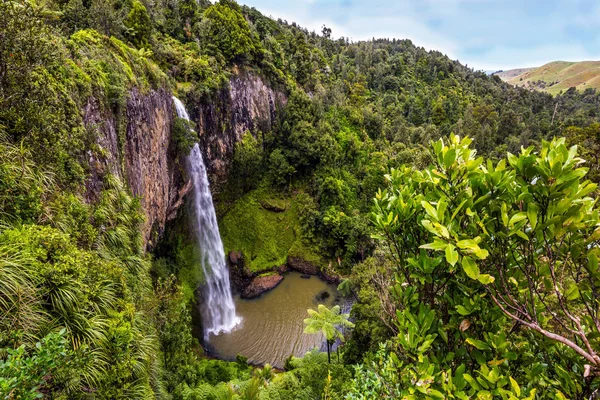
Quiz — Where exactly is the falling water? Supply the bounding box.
[172,96,240,339]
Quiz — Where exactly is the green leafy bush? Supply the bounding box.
[0,330,71,400]
[363,135,600,398]
[172,116,198,156]
[124,0,152,48]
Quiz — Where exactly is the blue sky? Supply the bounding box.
[239,0,600,71]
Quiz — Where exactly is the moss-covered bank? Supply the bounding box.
[219,188,325,273]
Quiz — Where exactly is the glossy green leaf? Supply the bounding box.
[509,376,521,396]
[445,244,459,266]
[477,274,495,285]
[527,203,538,230]
[466,337,490,350]
[509,212,527,226]
[461,256,480,279]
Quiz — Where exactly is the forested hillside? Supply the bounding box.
[0,0,599,399]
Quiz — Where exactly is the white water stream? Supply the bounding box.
[173,97,240,339]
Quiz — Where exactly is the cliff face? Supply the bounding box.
[124,88,187,247]
[84,87,188,248]
[195,70,287,188]
[83,70,285,248]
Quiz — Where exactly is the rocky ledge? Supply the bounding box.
[241,274,284,299]
[230,250,342,299]
[287,255,342,284]
[287,255,320,275]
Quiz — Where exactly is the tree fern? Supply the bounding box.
[304,305,354,363]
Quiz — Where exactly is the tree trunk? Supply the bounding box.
[327,341,331,364]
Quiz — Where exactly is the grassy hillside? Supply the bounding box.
[494,67,534,80]
[500,61,600,95]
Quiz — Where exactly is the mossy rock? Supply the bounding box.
[259,198,287,212]
[288,238,325,269]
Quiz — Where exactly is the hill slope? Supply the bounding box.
[494,67,534,80]
[498,61,600,95]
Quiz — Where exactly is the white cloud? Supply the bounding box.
[244,2,459,57]
[240,0,600,70]
[467,43,600,71]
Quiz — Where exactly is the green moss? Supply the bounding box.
[67,29,168,102]
[152,209,206,304]
[219,189,325,272]
[259,197,287,212]
[288,235,325,268]
[175,241,205,303]
[258,271,278,277]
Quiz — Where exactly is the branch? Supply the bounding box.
[488,290,599,368]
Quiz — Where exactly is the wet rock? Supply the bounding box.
[319,271,341,285]
[229,251,253,292]
[229,250,242,265]
[241,274,284,299]
[287,256,319,275]
[300,274,311,279]
[315,291,330,301]
[277,264,289,274]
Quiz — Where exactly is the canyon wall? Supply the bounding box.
[83,87,187,248]
[195,70,287,188]
[82,70,286,248]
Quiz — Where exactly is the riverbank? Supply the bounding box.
[228,249,341,299]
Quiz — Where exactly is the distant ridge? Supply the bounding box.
[494,67,535,80]
[494,61,600,95]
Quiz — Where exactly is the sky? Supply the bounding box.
[238,0,600,71]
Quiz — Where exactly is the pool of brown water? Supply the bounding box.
[204,272,341,368]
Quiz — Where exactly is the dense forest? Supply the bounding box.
[0,0,599,398]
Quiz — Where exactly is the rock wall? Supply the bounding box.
[195,70,287,188]
[84,87,189,249]
[124,88,187,247]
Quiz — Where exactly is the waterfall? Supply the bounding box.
[172,96,240,339]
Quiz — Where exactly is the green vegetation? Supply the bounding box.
[1,0,600,398]
[348,136,600,398]
[199,0,257,64]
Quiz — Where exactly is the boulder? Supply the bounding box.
[319,270,341,285]
[287,256,319,275]
[315,291,330,301]
[276,264,289,274]
[229,251,253,292]
[229,250,242,265]
[259,198,287,212]
[241,274,284,299]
